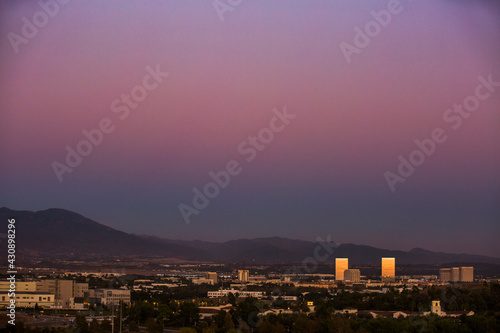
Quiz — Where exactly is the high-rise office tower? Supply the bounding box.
[335,258,349,281]
[439,268,451,282]
[381,257,396,282]
[459,267,473,282]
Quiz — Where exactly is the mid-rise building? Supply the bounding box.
[460,267,474,282]
[451,267,460,282]
[75,282,88,297]
[439,268,451,282]
[37,280,72,307]
[381,258,396,282]
[205,272,218,284]
[335,258,349,281]
[344,269,361,283]
[440,267,474,282]
[0,281,37,292]
[238,270,249,282]
[37,280,89,308]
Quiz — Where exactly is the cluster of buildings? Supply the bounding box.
[205,260,397,300]
[335,259,474,284]
[334,257,395,283]
[0,280,130,309]
[439,267,474,282]
[201,259,473,300]
[204,259,475,298]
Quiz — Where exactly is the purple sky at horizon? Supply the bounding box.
[1,0,499,256]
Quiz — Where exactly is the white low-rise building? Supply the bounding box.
[208,289,263,299]
[90,289,131,305]
[0,292,55,308]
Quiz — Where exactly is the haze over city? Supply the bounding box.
[1,0,500,257]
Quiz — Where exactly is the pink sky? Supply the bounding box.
[1,0,499,256]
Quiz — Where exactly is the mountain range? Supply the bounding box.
[1,207,499,265]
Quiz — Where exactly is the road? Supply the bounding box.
[24,313,73,327]
[22,314,179,332]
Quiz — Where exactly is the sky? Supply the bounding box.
[1,0,499,256]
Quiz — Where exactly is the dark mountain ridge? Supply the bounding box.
[1,207,499,265]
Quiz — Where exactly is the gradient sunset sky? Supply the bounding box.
[1,0,499,256]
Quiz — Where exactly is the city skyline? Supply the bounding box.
[1,1,499,331]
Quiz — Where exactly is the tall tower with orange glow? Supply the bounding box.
[335,258,349,281]
[381,257,395,282]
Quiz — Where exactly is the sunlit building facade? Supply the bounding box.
[335,258,349,281]
[381,257,396,282]
[0,282,37,292]
[0,292,55,308]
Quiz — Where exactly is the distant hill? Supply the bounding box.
[0,207,209,261]
[144,236,320,262]
[1,207,500,265]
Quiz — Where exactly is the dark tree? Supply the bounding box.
[75,315,89,333]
